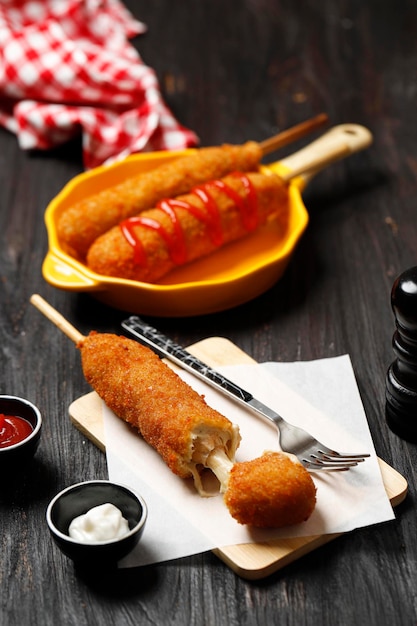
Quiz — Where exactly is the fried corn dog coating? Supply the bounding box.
[78,331,240,496]
[57,142,262,259]
[86,170,289,283]
[223,451,316,527]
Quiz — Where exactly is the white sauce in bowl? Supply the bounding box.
[68,503,129,543]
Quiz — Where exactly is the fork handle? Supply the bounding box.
[122,316,254,404]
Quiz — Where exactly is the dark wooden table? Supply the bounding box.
[2,1,417,624]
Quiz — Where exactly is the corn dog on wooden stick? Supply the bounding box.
[86,170,289,283]
[30,295,316,527]
[29,294,240,496]
[56,115,328,260]
[79,331,241,496]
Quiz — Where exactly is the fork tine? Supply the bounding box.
[301,459,357,471]
[310,455,360,466]
[316,446,371,462]
[276,418,369,470]
[300,444,369,470]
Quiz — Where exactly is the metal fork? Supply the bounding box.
[250,395,370,470]
[121,316,370,471]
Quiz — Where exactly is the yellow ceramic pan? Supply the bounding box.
[42,124,372,317]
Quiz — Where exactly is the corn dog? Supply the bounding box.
[78,331,316,527]
[78,331,241,496]
[57,142,262,259]
[86,170,289,283]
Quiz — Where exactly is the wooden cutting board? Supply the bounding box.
[69,337,408,580]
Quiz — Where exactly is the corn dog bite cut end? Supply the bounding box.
[77,332,241,496]
[224,451,317,528]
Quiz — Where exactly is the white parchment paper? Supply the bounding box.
[103,354,394,567]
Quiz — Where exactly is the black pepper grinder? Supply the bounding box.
[385,266,417,441]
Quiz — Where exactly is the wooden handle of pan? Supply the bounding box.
[277,124,373,182]
[30,294,85,344]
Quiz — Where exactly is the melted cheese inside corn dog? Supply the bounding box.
[78,332,240,496]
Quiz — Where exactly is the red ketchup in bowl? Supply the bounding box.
[0,413,34,448]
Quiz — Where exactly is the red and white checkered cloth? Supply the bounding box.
[0,0,198,169]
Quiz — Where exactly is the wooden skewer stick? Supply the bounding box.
[30,294,84,344]
[259,113,329,156]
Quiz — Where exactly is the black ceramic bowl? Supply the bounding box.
[46,480,147,567]
[0,395,42,468]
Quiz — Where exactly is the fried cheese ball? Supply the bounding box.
[224,451,317,528]
[86,170,289,283]
[57,142,262,259]
[78,331,240,496]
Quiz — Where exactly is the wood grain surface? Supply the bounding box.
[2,1,417,625]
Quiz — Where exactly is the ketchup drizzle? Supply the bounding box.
[119,172,258,269]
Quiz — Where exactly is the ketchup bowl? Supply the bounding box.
[46,480,147,567]
[0,395,42,468]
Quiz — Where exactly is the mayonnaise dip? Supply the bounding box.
[68,503,129,543]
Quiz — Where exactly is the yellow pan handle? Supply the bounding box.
[268,124,373,182]
[42,250,100,291]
